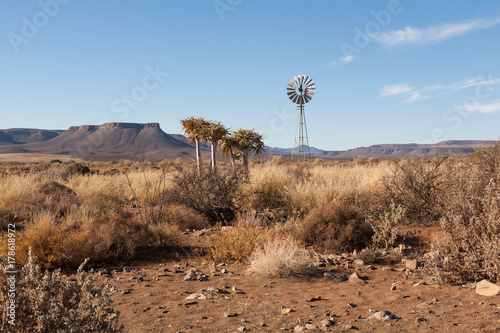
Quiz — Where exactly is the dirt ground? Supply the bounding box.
[92,231,500,333]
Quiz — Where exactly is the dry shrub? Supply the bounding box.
[148,222,182,247]
[0,213,91,269]
[423,158,500,284]
[88,213,151,261]
[14,180,81,220]
[383,156,453,224]
[294,203,373,253]
[161,204,209,230]
[166,166,245,223]
[369,201,406,249]
[210,217,270,263]
[248,237,311,277]
[0,249,121,332]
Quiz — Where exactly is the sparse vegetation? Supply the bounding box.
[248,237,311,277]
[294,203,373,253]
[0,249,121,332]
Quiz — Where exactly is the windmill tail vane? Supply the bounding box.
[286,75,315,161]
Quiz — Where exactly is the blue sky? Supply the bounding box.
[1,0,500,150]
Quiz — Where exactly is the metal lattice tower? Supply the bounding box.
[286,75,315,161]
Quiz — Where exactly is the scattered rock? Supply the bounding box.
[281,307,295,315]
[348,272,366,284]
[404,259,418,270]
[184,301,198,306]
[324,272,347,282]
[320,319,333,327]
[305,296,321,302]
[348,302,357,308]
[476,280,500,296]
[184,270,197,281]
[232,286,245,294]
[182,324,194,329]
[354,259,364,265]
[207,287,230,294]
[237,326,249,332]
[121,289,131,295]
[390,283,397,291]
[185,289,217,300]
[305,323,317,330]
[223,311,238,317]
[368,311,395,320]
[294,325,305,332]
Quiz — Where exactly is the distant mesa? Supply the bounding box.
[0,122,201,161]
[0,122,497,161]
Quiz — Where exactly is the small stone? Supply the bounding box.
[232,286,245,294]
[369,307,376,312]
[476,280,500,296]
[294,325,305,332]
[237,326,248,332]
[348,302,357,308]
[354,259,364,265]
[404,259,418,270]
[341,324,353,329]
[184,301,198,306]
[320,319,333,327]
[368,311,395,320]
[348,272,366,284]
[221,268,229,274]
[185,289,217,300]
[416,317,427,322]
[324,272,347,282]
[390,283,397,291]
[281,307,294,315]
[223,311,238,317]
[305,323,318,329]
[184,270,197,281]
[305,296,321,302]
[143,293,152,297]
[182,324,194,329]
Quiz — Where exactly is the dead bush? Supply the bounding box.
[13,180,81,220]
[210,216,270,263]
[383,156,453,223]
[423,162,500,284]
[88,213,151,262]
[0,249,121,332]
[161,204,209,230]
[165,166,245,223]
[248,237,311,277]
[294,203,373,253]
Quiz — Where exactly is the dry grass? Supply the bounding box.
[245,161,390,217]
[248,237,312,277]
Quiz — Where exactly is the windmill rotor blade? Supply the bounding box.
[287,91,297,98]
[306,82,315,89]
[305,77,313,86]
[304,95,310,103]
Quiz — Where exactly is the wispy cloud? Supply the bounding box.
[380,76,500,103]
[329,55,356,67]
[372,17,500,47]
[339,55,356,63]
[465,100,500,114]
[379,83,413,97]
